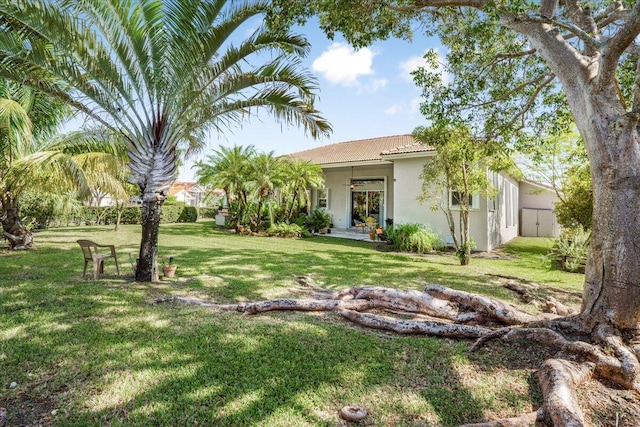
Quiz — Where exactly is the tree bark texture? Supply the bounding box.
[501,15,640,332]
[135,199,162,282]
[1,203,32,250]
[579,111,640,331]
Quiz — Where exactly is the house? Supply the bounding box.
[288,134,559,252]
[168,182,208,207]
[519,179,561,238]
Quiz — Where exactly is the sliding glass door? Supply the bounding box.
[351,191,383,225]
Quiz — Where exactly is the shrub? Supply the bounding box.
[386,223,443,254]
[305,208,330,232]
[266,222,308,238]
[199,207,218,219]
[177,206,198,223]
[19,191,56,229]
[548,228,590,273]
[118,206,142,224]
[160,205,183,223]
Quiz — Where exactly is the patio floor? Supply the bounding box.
[318,228,376,242]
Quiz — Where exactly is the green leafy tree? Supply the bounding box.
[267,1,640,422]
[0,0,331,280]
[554,164,593,231]
[519,130,593,230]
[414,124,503,265]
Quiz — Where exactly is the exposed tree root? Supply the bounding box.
[486,273,583,298]
[153,278,640,426]
[503,281,577,316]
[423,284,557,325]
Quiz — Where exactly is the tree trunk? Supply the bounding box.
[135,198,162,282]
[501,16,640,333]
[1,201,33,250]
[114,201,122,232]
[580,110,640,332]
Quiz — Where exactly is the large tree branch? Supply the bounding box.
[501,74,556,130]
[388,0,487,12]
[596,4,629,29]
[512,15,602,50]
[633,57,640,113]
[500,15,596,103]
[540,0,558,19]
[600,1,640,86]
[468,73,554,109]
[564,0,598,38]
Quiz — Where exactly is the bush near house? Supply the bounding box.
[386,223,444,254]
[266,222,309,238]
[548,227,590,273]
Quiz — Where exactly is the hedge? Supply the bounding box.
[20,205,202,228]
[199,207,218,218]
[177,206,198,223]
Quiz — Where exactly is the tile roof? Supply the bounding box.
[287,134,434,165]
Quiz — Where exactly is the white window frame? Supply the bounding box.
[489,172,499,212]
[316,188,329,209]
[449,190,480,210]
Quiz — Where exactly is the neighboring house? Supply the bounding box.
[288,134,559,252]
[519,179,561,238]
[168,182,208,207]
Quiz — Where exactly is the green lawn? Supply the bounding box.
[0,221,583,426]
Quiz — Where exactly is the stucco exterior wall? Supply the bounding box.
[519,181,557,210]
[391,157,521,251]
[317,164,394,229]
[486,172,519,250]
[313,155,522,252]
[391,156,502,251]
[519,181,560,237]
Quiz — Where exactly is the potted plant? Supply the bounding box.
[162,256,177,278]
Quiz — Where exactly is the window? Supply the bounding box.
[450,191,479,209]
[316,188,329,209]
[489,172,499,211]
[505,182,518,227]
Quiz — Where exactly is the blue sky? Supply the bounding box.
[178,18,444,181]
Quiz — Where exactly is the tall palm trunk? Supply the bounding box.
[135,199,162,282]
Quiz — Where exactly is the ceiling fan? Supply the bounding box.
[344,166,364,189]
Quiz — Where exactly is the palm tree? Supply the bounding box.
[0,80,126,248]
[248,151,283,230]
[280,158,324,222]
[195,145,255,232]
[0,0,331,281]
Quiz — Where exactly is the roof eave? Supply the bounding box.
[318,159,394,168]
[380,151,436,160]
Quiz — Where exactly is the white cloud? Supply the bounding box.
[384,97,422,117]
[365,78,388,92]
[384,104,403,115]
[399,49,449,84]
[312,43,377,87]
